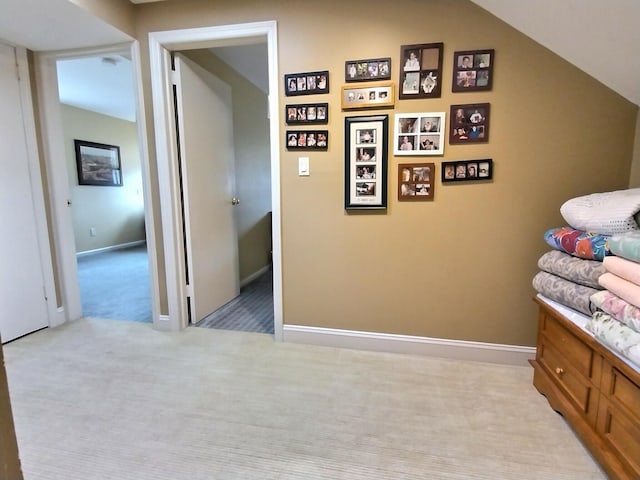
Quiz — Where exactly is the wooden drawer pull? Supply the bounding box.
[555,367,564,375]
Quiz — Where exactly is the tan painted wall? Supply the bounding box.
[134,0,637,346]
[0,343,23,480]
[70,0,135,38]
[183,49,272,281]
[61,105,145,253]
[629,112,640,187]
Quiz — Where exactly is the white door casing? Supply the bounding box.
[0,44,55,342]
[149,21,283,338]
[174,54,240,323]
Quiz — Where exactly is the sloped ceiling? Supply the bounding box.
[471,0,640,106]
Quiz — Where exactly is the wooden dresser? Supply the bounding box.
[531,297,640,480]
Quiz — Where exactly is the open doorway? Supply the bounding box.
[148,21,283,339]
[174,47,273,334]
[55,53,151,323]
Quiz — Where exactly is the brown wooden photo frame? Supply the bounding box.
[398,163,435,200]
[399,42,443,99]
[449,103,490,144]
[452,49,494,92]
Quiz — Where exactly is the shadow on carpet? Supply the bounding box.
[195,268,273,334]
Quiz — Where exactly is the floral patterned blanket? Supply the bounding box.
[544,227,611,261]
[537,250,605,289]
[586,311,640,369]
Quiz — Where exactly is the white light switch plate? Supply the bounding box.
[298,157,309,176]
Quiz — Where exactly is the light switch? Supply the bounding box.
[298,156,309,176]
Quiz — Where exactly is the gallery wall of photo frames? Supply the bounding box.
[283,44,496,207]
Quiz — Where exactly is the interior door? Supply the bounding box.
[0,43,49,342]
[174,53,240,323]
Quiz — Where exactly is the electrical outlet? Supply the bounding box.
[90,227,96,237]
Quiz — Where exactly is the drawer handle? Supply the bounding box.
[555,367,564,375]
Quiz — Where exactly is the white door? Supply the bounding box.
[174,54,240,323]
[0,43,49,342]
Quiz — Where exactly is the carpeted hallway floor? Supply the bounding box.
[3,318,606,480]
[76,244,152,323]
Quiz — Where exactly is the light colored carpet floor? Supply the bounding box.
[3,318,606,479]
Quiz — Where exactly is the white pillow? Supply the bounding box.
[560,188,640,235]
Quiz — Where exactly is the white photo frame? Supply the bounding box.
[393,112,446,156]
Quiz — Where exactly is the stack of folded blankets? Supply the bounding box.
[532,188,640,369]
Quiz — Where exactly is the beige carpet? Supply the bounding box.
[4,318,605,479]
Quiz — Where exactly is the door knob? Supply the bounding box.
[231,197,240,205]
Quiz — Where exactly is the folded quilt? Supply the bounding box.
[560,188,640,235]
[608,231,640,263]
[544,226,611,261]
[590,290,640,334]
[586,311,640,369]
[603,255,640,286]
[537,250,605,289]
[598,272,640,309]
[532,271,598,316]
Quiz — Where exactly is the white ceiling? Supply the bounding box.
[0,0,638,121]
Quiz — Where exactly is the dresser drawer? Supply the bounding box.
[539,308,596,380]
[537,338,598,425]
[596,395,640,479]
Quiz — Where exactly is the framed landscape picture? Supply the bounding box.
[74,139,122,186]
[393,112,445,155]
[344,114,389,210]
[399,42,444,99]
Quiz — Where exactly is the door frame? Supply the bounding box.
[4,45,58,329]
[148,21,283,339]
[34,41,160,326]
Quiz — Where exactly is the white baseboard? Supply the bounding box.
[76,240,146,257]
[283,325,536,366]
[153,314,172,331]
[240,264,270,287]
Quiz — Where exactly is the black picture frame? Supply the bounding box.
[284,70,329,96]
[442,159,493,182]
[344,114,389,210]
[449,103,491,144]
[345,57,392,82]
[452,49,494,92]
[74,139,122,186]
[286,130,328,150]
[285,103,328,125]
[399,42,444,99]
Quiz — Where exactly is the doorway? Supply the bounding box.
[148,21,283,339]
[55,52,152,323]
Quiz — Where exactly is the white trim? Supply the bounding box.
[131,40,161,326]
[155,314,172,331]
[35,41,158,326]
[240,264,270,287]
[283,325,536,366]
[15,47,59,328]
[148,21,283,340]
[34,52,82,322]
[76,240,146,257]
